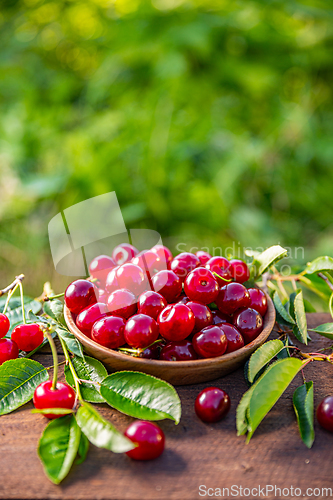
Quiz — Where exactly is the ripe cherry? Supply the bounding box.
[89,255,116,287]
[211,311,232,326]
[0,313,10,338]
[192,325,228,358]
[11,323,44,352]
[186,301,213,333]
[0,339,19,365]
[138,343,161,359]
[152,270,182,303]
[98,288,108,304]
[132,250,166,276]
[316,396,333,433]
[158,304,195,341]
[233,307,263,343]
[171,252,200,282]
[216,282,250,315]
[195,387,230,423]
[65,279,98,315]
[138,291,167,320]
[107,289,137,319]
[151,245,173,268]
[184,268,219,304]
[112,243,139,265]
[219,323,244,353]
[33,380,76,419]
[160,340,197,361]
[248,288,268,316]
[124,314,159,348]
[229,259,250,284]
[91,315,126,349]
[117,263,148,296]
[76,302,109,337]
[196,250,212,266]
[105,266,120,294]
[205,257,232,285]
[125,421,165,461]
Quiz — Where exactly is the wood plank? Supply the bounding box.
[1,313,333,499]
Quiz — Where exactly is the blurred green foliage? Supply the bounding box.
[0,0,333,294]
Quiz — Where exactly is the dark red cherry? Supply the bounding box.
[186,301,213,333]
[117,263,148,296]
[196,250,212,266]
[125,421,165,461]
[65,279,98,314]
[184,268,219,304]
[138,343,160,359]
[192,325,228,358]
[233,307,263,343]
[107,289,137,319]
[91,315,126,348]
[317,396,333,433]
[205,257,232,285]
[160,340,198,361]
[229,259,250,284]
[76,302,109,337]
[195,387,230,423]
[211,311,232,326]
[0,339,19,364]
[0,314,10,338]
[219,323,244,353]
[138,291,167,320]
[248,288,268,316]
[170,252,200,282]
[216,282,250,315]
[124,314,159,348]
[152,270,182,303]
[11,323,44,352]
[112,243,139,265]
[151,245,173,268]
[158,304,195,341]
[33,380,76,419]
[89,255,116,287]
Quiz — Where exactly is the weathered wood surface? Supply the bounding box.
[1,313,333,500]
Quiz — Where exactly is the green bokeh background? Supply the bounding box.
[1,0,332,295]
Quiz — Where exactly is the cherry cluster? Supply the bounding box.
[66,244,268,361]
[0,313,44,364]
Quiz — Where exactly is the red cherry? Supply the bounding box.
[233,307,263,343]
[229,259,250,284]
[0,314,10,338]
[138,343,160,359]
[105,266,120,294]
[158,304,195,341]
[192,325,228,358]
[216,282,250,315]
[117,263,148,296]
[107,289,137,319]
[151,245,173,268]
[125,421,165,461]
[76,302,109,337]
[317,396,333,433]
[186,301,213,334]
[33,380,76,419]
[112,243,139,265]
[219,323,244,353]
[205,257,232,285]
[89,255,116,287]
[152,270,182,303]
[171,252,200,282]
[132,250,166,276]
[184,268,219,304]
[195,387,230,423]
[0,339,19,365]
[211,311,232,326]
[65,279,98,314]
[248,288,268,316]
[11,323,44,352]
[138,291,167,320]
[196,250,212,266]
[98,288,108,304]
[124,314,159,348]
[160,340,197,361]
[91,315,126,349]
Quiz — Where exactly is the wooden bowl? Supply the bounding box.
[64,295,275,386]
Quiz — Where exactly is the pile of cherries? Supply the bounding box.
[65,243,268,361]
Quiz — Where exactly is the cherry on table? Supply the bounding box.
[33,380,76,419]
[152,270,182,303]
[89,255,116,287]
[192,325,228,358]
[65,279,98,315]
[125,421,165,461]
[233,307,263,343]
[0,313,10,339]
[195,387,230,423]
[186,301,213,334]
[107,289,137,319]
[91,315,126,349]
[216,282,250,315]
[11,323,44,352]
[138,291,167,320]
[0,339,19,365]
[219,323,244,353]
[112,243,139,265]
[170,252,200,282]
[229,259,250,284]
[160,340,198,361]
[317,396,333,433]
[184,268,219,304]
[124,314,159,349]
[158,303,195,341]
[196,250,212,266]
[117,263,148,296]
[248,288,268,316]
[76,302,109,337]
[205,256,232,285]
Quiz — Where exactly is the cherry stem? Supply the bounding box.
[0,274,25,298]
[2,282,20,315]
[46,360,66,371]
[45,331,58,391]
[43,292,65,302]
[58,335,83,402]
[18,281,26,324]
[212,272,232,284]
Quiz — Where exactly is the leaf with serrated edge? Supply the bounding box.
[252,245,288,278]
[305,256,333,275]
[64,356,107,403]
[56,328,84,358]
[0,359,48,415]
[248,340,285,383]
[38,415,81,484]
[294,290,308,345]
[236,386,255,436]
[247,358,303,440]
[293,382,314,449]
[273,292,295,325]
[310,323,333,340]
[100,371,181,424]
[76,402,134,453]
[44,299,64,322]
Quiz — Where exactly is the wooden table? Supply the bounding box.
[1,313,333,500]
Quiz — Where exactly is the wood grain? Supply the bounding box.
[1,313,333,500]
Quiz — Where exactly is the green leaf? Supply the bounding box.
[56,327,84,358]
[303,299,317,313]
[293,381,314,449]
[329,293,333,320]
[38,415,81,484]
[276,336,291,359]
[64,355,107,403]
[251,245,288,278]
[100,371,181,424]
[248,340,285,383]
[76,402,135,453]
[44,300,64,322]
[27,309,51,325]
[309,323,333,340]
[236,386,255,436]
[273,292,295,325]
[76,433,89,465]
[0,359,49,415]
[293,290,308,345]
[305,256,333,275]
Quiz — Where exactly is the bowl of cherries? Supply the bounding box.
[64,244,275,385]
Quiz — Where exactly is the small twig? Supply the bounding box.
[0,274,25,297]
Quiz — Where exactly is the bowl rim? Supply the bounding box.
[64,292,276,368]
